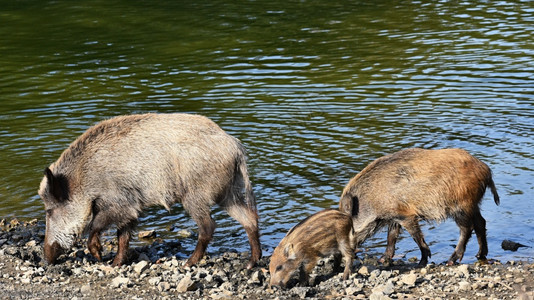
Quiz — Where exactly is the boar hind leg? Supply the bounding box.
[473,211,488,261]
[400,218,431,266]
[448,214,475,265]
[112,226,133,267]
[379,222,401,265]
[186,215,216,267]
[226,204,262,269]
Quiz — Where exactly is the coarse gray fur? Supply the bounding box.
[38,113,261,268]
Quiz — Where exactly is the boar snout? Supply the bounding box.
[43,240,63,264]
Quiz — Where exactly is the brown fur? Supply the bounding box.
[269,209,355,288]
[38,113,261,268]
[339,148,499,266]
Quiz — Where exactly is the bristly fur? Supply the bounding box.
[339,148,499,266]
[269,209,355,287]
[39,113,261,268]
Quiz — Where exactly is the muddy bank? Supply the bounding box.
[0,219,532,299]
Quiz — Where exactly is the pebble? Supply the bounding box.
[457,264,470,278]
[401,273,418,286]
[80,284,91,294]
[134,260,149,274]
[176,229,193,239]
[358,266,369,276]
[458,281,471,291]
[111,276,130,288]
[377,280,395,295]
[138,230,156,239]
[0,219,529,300]
[177,275,197,292]
[148,276,162,286]
[157,281,171,292]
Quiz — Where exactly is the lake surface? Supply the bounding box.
[1,0,532,264]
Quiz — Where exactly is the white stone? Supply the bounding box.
[177,275,196,292]
[458,281,471,291]
[401,273,418,286]
[134,260,149,274]
[358,266,369,276]
[111,276,130,288]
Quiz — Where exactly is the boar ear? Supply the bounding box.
[44,167,69,203]
[283,244,297,260]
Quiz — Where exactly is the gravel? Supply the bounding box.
[0,218,532,299]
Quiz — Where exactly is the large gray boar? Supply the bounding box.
[269,209,355,288]
[38,113,261,268]
[339,148,499,266]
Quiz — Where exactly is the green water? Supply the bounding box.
[1,0,533,263]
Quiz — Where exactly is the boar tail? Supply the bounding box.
[237,155,257,213]
[488,176,500,206]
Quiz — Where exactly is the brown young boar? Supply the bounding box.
[38,113,261,268]
[269,209,355,288]
[339,148,500,266]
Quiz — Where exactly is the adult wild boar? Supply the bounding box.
[269,209,355,288]
[38,113,261,268]
[339,148,499,266]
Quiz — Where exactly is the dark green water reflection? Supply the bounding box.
[1,0,533,263]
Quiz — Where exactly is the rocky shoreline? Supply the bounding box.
[0,219,532,299]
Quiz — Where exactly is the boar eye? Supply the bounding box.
[45,209,53,216]
[275,265,283,272]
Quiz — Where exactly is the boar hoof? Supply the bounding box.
[246,260,257,269]
[418,259,428,266]
[111,255,129,267]
[378,256,392,266]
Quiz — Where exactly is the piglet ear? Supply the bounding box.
[44,167,69,203]
[284,244,297,260]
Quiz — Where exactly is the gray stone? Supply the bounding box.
[134,260,149,274]
[176,229,193,239]
[291,287,309,298]
[247,270,262,285]
[457,264,470,278]
[401,273,418,286]
[346,286,362,295]
[148,276,162,286]
[138,230,156,239]
[458,281,471,291]
[80,284,91,294]
[111,276,130,288]
[358,266,369,276]
[177,275,197,292]
[157,281,171,292]
[138,253,151,262]
[372,280,395,295]
[370,292,392,300]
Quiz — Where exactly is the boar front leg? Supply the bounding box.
[87,229,103,261]
[111,227,132,267]
[87,209,108,262]
[379,222,401,265]
[299,257,319,286]
[400,217,431,266]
